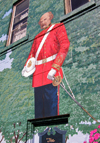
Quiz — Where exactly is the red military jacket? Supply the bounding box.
[25,23,70,87]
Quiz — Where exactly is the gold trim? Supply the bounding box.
[52,63,61,71]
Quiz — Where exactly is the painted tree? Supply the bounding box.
[0,131,4,143]
[0,66,34,142]
[4,122,26,143]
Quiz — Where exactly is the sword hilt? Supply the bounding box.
[52,76,62,86]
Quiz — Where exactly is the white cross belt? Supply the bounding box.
[36,54,57,65]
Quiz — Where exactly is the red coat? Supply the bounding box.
[25,23,70,87]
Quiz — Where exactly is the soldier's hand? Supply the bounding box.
[47,68,56,80]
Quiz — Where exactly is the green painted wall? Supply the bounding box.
[0,0,100,142]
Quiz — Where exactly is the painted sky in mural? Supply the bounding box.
[0,50,14,72]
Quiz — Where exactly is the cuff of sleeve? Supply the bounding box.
[52,63,61,71]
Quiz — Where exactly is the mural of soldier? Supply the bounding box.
[22,11,70,118]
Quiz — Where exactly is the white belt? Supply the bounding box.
[36,54,57,65]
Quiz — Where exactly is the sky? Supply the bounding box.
[2,9,12,19]
[0,50,14,72]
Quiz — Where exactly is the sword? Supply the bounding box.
[52,76,99,123]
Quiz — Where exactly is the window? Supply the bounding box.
[6,0,29,46]
[64,0,91,14]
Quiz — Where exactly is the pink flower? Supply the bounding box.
[83,141,87,143]
[90,130,94,136]
[89,137,94,143]
[94,133,100,140]
[93,142,98,143]
[93,129,97,133]
[98,125,100,128]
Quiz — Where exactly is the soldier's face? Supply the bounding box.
[39,13,51,29]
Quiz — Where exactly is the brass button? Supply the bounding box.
[42,58,47,64]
